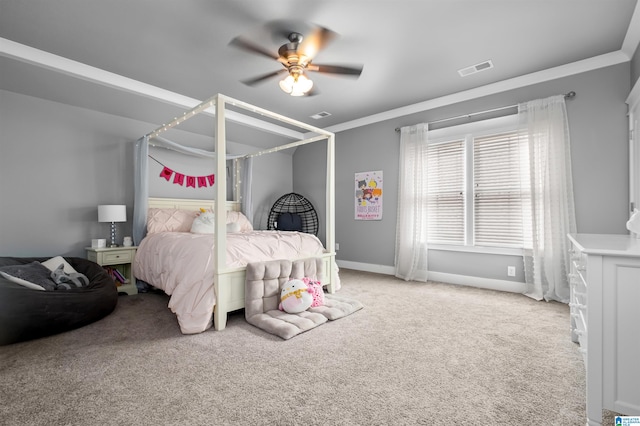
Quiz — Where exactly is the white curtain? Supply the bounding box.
[240,156,254,224]
[133,136,149,245]
[519,95,576,302]
[395,123,429,281]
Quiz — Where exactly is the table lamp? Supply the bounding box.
[98,205,127,247]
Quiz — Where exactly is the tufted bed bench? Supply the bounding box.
[245,257,363,339]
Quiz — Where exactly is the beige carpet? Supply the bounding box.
[0,269,616,425]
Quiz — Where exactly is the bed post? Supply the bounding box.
[326,133,336,293]
[214,94,229,331]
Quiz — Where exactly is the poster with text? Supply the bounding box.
[355,170,383,220]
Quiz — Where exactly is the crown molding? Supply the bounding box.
[1,33,634,138]
[0,38,304,140]
[325,51,630,134]
[327,1,639,134]
[622,0,640,59]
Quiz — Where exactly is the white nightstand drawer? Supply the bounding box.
[101,250,133,265]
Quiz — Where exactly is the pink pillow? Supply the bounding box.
[147,208,198,234]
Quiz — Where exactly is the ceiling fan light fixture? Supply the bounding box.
[279,73,313,96]
[230,25,362,95]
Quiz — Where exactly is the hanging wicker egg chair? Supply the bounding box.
[267,193,319,236]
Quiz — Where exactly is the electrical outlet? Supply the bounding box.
[335,243,340,251]
[507,266,516,277]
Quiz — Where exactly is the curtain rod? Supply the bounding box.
[394,91,576,132]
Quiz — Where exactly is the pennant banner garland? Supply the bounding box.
[155,157,214,189]
[173,172,185,186]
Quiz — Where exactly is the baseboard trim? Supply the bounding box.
[337,260,396,276]
[427,271,527,294]
[336,260,526,293]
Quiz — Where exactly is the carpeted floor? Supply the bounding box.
[0,269,617,425]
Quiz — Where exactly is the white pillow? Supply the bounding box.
[227,211,253,232]
[0,271,46,291]
[227,222,241,233]
[41,256,78,274]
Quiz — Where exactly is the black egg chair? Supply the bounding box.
[267,193,319,236]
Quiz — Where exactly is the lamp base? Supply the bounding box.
[109,222,118,248]
[109,244,119,248]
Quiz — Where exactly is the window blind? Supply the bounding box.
[427,140,465,244]
[473,131,531,248]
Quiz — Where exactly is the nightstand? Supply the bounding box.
[85,246,138,295]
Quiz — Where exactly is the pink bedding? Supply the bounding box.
[133,230,328,334]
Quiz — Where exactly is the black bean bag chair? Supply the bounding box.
[0,257,118,345]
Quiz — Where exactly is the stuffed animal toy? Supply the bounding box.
[50,263,89,290]
[191,209,243,234]
[191,209,215,234]
[279,279,313,313]
[302,277,324,307]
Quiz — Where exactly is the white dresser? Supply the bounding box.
[567,233,640,426]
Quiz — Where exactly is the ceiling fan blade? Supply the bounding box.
[241,69,287,86]
[229,36,278,61]
[298,26,337,60]
[308,63,363,77]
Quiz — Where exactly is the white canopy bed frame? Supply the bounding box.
[134,94,336,331]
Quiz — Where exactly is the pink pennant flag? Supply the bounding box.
[173,173,185,186]
[197,176,208,188]
[186,176,196,188]
[207,174,215,186]
[160,167,173,181]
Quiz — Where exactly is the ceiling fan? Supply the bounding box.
[229,23,363,96]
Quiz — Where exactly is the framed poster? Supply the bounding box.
[355,170,383,220]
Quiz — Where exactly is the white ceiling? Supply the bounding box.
[1,0,639,141]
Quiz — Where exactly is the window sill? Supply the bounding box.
[428,243,525,256]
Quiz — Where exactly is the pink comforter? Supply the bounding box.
[133,230,328,334]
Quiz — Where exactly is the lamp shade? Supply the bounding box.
[98,205,126,223]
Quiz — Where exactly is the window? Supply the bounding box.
[473,131,531,248]
[427,139,465,244]
[426,115,531,250]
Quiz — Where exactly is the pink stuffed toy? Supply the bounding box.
[302,277,324,307]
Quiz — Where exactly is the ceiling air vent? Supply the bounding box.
[458,60,494,77]
[310,111,332,120]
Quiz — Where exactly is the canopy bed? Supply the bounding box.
[132,94,337,334]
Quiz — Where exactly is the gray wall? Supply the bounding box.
[1,90,137,257]
[146,138,293,230]
[1,61,632,275]
[0,90,292,257]
[293,63,631,283]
